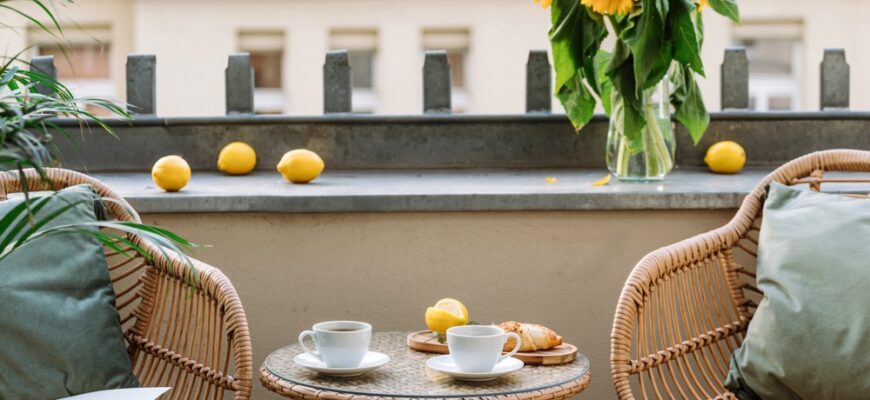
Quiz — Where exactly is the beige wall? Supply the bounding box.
[143,210,734,399]
[2,0,869,115]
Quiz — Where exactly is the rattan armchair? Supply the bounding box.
[610,149,870,400]
[0,168,253,400]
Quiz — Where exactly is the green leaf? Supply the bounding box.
[550,0,584,92]
[646,40,674,85]
[594,51,614,115]
[620,0,668,93]
[549,0,607,130]
[609,90,647,152]
[670,64,710,144]
[671,0,705,76]
[0,195,53,253]
[550,0,605,92]
[557,74,596,130]
[605,37,633,76]
[708,0,740,23]
[579,9,608,96]
[606,43,647,148]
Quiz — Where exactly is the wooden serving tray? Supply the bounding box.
[406,330,577,365]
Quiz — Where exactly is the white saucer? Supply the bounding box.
[426,355,524,381]
[293,351,390,377]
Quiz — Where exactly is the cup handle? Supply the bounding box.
[298,330,321,359]
[500,332,522,362]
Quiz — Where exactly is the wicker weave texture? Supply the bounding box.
[260,331,589,399]
[610,149,870,400]
[0,169,254,400]
[260,365,590,400]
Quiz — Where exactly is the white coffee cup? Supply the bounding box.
[298,321,372,368]
[446,325,522,373]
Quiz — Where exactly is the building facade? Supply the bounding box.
[1,0,867,116]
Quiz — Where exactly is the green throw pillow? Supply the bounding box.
[725,182,870,399]
[0,184,139,399]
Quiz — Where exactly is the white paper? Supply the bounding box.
[59,387,171,400]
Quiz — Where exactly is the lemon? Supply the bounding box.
[425,298,469,334]
[277,149,324,184]
[217,141,257,175]
[151,155,191,192]
[704,141,746,174]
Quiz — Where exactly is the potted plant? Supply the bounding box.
[538,0,740,181]
[0,0,192,262]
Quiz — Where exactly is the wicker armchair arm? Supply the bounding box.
[127,239,253,400]
[610,227,753,400]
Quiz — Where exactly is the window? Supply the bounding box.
[239,30,285,114]
[30,25,114,115]
[250,52,282,89]
[422,28,470,113]
[331,29,378,113]
[38,44,110,80]
[733,20,802,111]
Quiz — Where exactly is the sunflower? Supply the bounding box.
[581,0,634,15]
[534,0,552,8]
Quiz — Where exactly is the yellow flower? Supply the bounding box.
[697,0,708,10]
[534,0,552,8]
[581,0,634,15]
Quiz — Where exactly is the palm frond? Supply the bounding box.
[0,0,197,279]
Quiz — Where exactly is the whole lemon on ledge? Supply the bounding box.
[217,141,257,175]
[425,298,469,335]
[277,149,324,183]
[704,141,746,174]
[151,155,191,192]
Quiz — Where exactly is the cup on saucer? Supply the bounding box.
[447,325,522,373]
[298,320,372,368]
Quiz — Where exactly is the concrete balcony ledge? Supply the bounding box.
[92,169,768,214]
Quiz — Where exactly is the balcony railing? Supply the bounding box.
[31,48,869,186]
[31,47,853,116]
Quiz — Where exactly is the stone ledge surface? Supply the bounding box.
[90,169,769,214]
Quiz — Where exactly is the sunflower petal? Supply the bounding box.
[590,174,612,186]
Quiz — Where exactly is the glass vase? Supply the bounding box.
[606,78,674,181]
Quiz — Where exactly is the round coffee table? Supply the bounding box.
[260,331,591,400]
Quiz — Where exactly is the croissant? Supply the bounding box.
[499,321,563,352]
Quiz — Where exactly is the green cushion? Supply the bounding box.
[0,184,139,399]
[725,182,870,399]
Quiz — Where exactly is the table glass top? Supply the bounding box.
[264,331,590,398]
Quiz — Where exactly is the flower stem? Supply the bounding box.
[643,102,673,178]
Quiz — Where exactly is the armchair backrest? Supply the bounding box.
[611,149,870,400]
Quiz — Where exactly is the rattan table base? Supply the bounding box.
[260,331,590,400]
[260,365,590,400]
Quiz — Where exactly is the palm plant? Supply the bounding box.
[0,0,193,264]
